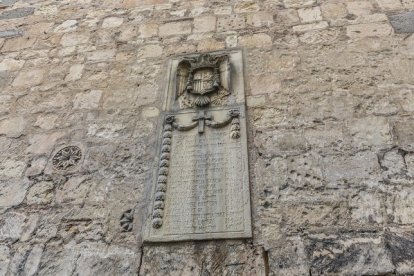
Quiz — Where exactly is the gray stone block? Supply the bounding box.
[389,11,414,33]
[0,29,22,38]
[0,0,18,6]
[0,7,34,20]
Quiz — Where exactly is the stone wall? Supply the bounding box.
[1,0,414,275]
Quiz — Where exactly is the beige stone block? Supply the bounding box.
[397,89,414,112]
[26,22,54,36]
[350,117,392,148]
[26,181,54,205]
[0,58,25,71]
[249,74,281,95]
[394,121,414,151]
[34,114,59,130]
[283,0,316,8]
[138,44,163,58]
[1,37,36,52]
[376,0,403,10]
[266,53,299,72]
[65,64,84,81]
[0,159,26,178]
[225,33,238,48]
[159,21,192,37]
[246,95,266,107]
[214,6,232,15]
[389,59,414,84]
[217,14,246,32]
[87,49,116,61]
[401,0,414,8]
[139,23,158,38]
[0,180,28,207]
[234,1,260,13]
[0,116,26,138]
[350,192,383,224]
[60,32,89,47]
[292,21,328,33]
[193,16,216,33]
[321,3,347,20]
[102,17,124,28]
[196,39,225,52]
[346,1,374,16]
[247,12,274,27]
[54,20,78,33]
[12,69,44,87]
[347,23,392,38]
[73,90,102,109]
[238,33,272,49]
[298,7,322,23]
[27,132,65,155]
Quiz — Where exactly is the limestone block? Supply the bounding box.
[73,90,102,109]
[376,0,403,10]
[389,58,414,84]
[347,23,392,38]
[54,20,78,33]
[26,181,55,205]
[0,245,10,276]
[298,7,322,23]
[238,33,272,49]
[402,0,414,8]
[196,38,225,52]
[34,114,59,130]
[307,236,394,275]
[247,12,274,27]
[139,23,158,38]
[0,7,34,20]
[217,14,246,32]
[249,74,281,95]
[56,176,91,204]
[12,69,44,87]
[0,158,25,178]
[0,212,26,241]
[65,64,84,81]
[389,11,414,33]
[0,58,25,71]
[60,32,89,46]
[158,20,192,37]
[246,95,266,107]
[25,157,48,177]
[102,17,124,28]
[142,106,159,118]
[390,187,414,224]
[379,148,406,178]
[27,132,65,155]
[324,151,379,183]
[0,180,28,207]
[350,191,383,224]
[405,153,414,177]
[349,117,392,148]
[234,1,260,13]
[1,37,36,52]
[385,230,414,274]
[346,1,373,16]
[193,16,216,33]
[283,0,316,8]
[394,121,414,151]
[292,21,328,33]
[0,116,26,138]
[268,237,309,275]
[87,49,116,62]
[138,44,163,58]
[26,22,54,37]
[321,3,348,20]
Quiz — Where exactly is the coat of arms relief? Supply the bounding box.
[175,53,231,109]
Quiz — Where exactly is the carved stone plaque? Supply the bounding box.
[144,50,251,242]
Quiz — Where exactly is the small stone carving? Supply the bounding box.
[120,209,134,232]
[176,53,231,108]
[52,146,82,171]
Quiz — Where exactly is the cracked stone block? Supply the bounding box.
[389,11,414,33]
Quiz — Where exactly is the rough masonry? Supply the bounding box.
[0,0,414,275]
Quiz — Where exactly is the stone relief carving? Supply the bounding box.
[120,209,134,232]
[52,146,82,171]
[151,109,240,229]
[176,53,231,108]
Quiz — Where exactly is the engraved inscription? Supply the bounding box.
[163,125,245,235]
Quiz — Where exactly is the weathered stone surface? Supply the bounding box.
[0,116,26,138]
[73,90,102,109]
[12,69,44,87]
[0,29,22,38]
[0,7,34,20]
[26,181,54,205]
[389,11,414,33]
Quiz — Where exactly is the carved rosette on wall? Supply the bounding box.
[176,53,231,109]
[52,146,82,171]
[120,209,134,232]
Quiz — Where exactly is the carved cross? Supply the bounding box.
[192,110,211,134]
